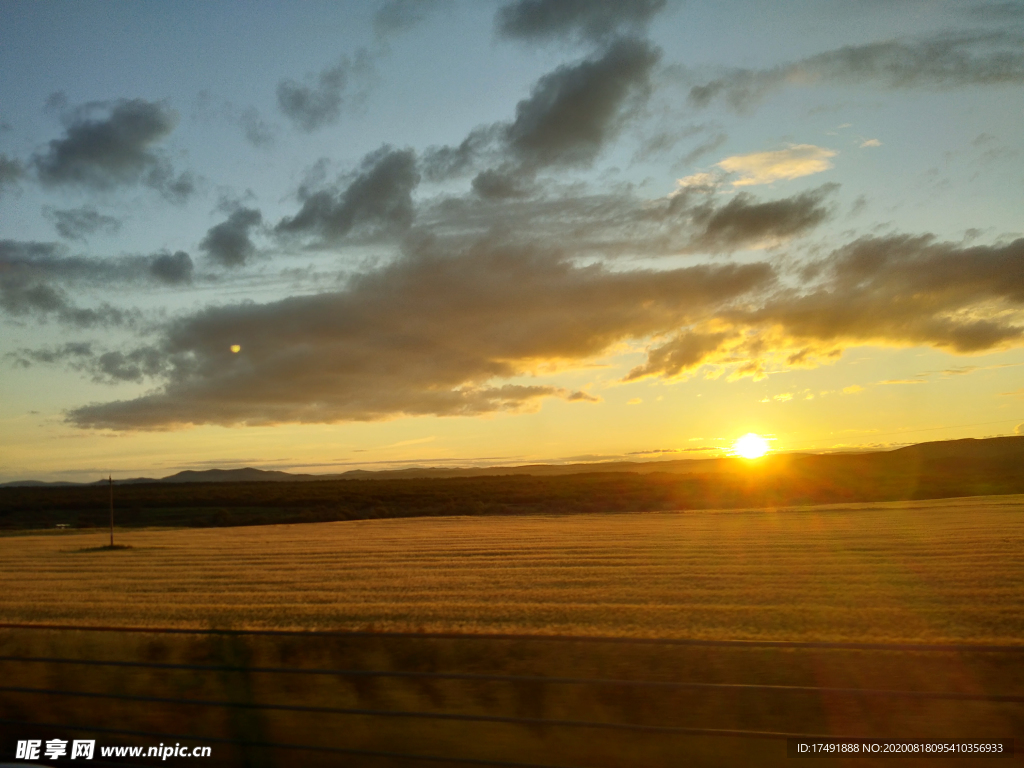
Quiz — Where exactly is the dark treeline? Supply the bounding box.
[2,437,1023,531]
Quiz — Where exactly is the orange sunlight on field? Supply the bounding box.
[1,495,1022,644]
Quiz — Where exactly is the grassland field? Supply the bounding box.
[1,494,1021,641]
[2,495,1022,766]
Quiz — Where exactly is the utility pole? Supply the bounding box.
[109,475,114,547]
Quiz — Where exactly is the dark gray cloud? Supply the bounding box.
[45,206,123,241]
[496,0,667,44]
[66,240,772,429]
[0,278,137,329]
[0,239,191,327]
[8,342,94,368]
[685,184,839,252]
[421,125,502,182]
[689,32,1024,112]
[422,39,660,183]
[7,342,166,385]
[0,154,24,196]
[200,208,263,267]
[149,251,194,284]
[748,234,1024,353]
[629,234,1024,382]
[419,181,837,257]
[32,98,194,200]
[276,146,419,242]
[506,38,660,168]
[374,0,450,39]
[277,51,373,132]
[0,239,192,287]
[471,167,536,199]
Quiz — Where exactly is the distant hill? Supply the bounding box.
[2,435,1022,532]
[159,467,318,484]
[2,435,1022,487]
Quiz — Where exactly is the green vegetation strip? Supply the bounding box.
[1,657,1020,703]
[3,623,1023,652]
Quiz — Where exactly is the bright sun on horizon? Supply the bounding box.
[734,433,770,459]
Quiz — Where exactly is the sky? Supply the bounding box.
[1,0,1023,482]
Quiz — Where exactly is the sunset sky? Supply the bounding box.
[1,0,1023,483]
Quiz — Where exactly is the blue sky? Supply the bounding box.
[1,0,1023,481]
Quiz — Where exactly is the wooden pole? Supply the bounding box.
[109,475,114,547]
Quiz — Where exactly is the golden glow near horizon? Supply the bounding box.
[734,433,770,459]
[230,345,241,353]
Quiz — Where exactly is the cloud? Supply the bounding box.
[495,0,667,44]
[276,146,419,242]
[624,330,732,380]
[675,172,718,188]
[622,232,1024,383]
[8,342,94,368]
[0,278,137,329]
[7,342,166,385]
[746,234,1024,354]
[505,38,661,168]
[200,208,263,267]
[374,0,450,39]
[66,240,772,429]
[0,239,192,287]
[0,154,25,196]
[277,51,373,132]
[422,39,660,180]
[688,32,1024,113]
[0,239,191,327]
[195,92,277,148]
[471,167,537,199]
[32,98,194,201]
[680,132,728,166]
[45,206,122,241]
[686,184,838,251]
[149,251,194,285]
[860,138,882,148]
[419,180,836,258]
[969,2,1024,20]
[716,144,836,186]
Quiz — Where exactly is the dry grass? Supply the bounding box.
[2,494,1023,643]
[2,497,1023,766]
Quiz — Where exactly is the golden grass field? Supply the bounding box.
[2,496,1023,766]
[2,494,1023,642]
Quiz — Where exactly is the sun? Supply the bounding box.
[733,433,770,459]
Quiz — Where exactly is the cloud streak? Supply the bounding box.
[689,32,1024,112]
[0,239,191,327]
[716,144,837,186]
[45,207,123,241]
[495,0,667,45]
[277,51,374,132]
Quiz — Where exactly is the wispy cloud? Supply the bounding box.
[716,144,836,186]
